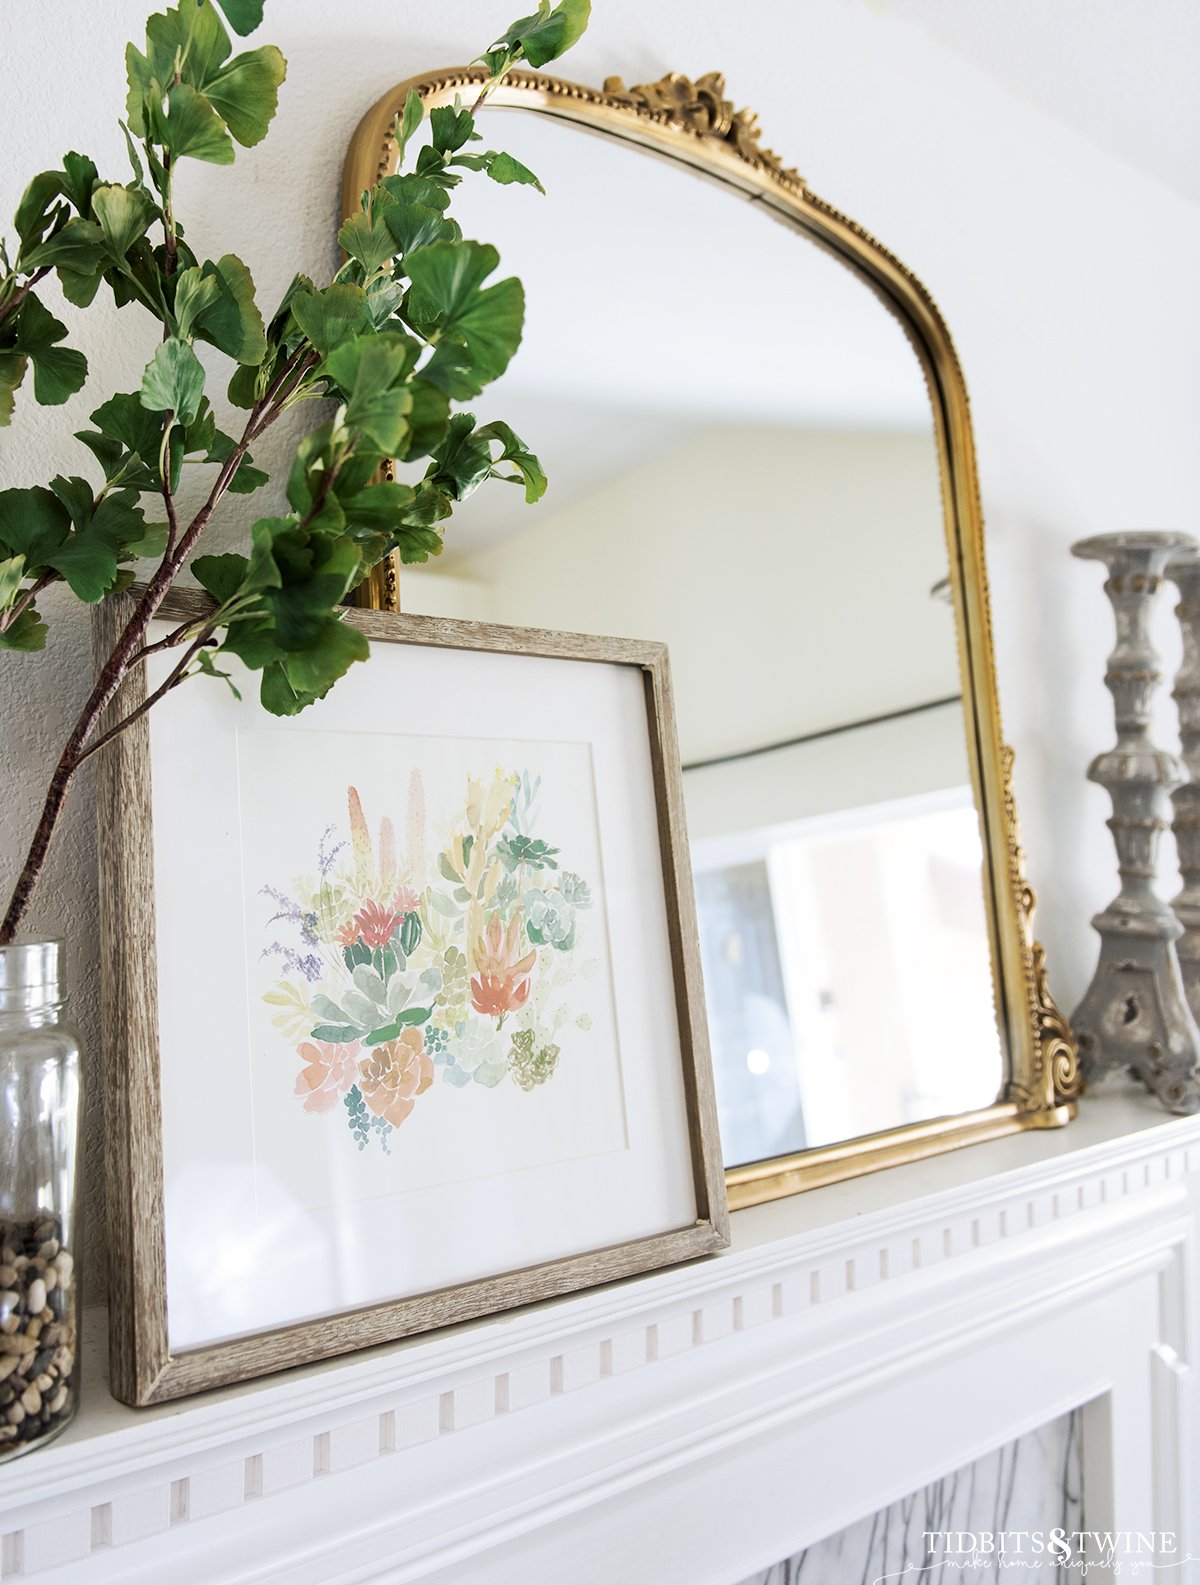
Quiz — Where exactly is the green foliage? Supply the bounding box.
[153,83,236,164]
[0,480,160,643]
[289,282,368,356]
[140,336,206,422]
[0,0,591,757]
[125,0,286,155]
[476,419,548,502]
[0,355,26,425]
[405,240,525,400]
[205,47,287,147]
[337,212,396,279]
[6,296,87,406]
[193,254,267,364]
[482,0,591,74]
[481,150,545,193]
[212,0,265,38]
[393,90,425,167]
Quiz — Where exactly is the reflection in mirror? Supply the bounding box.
[694,793,1001,1162]
[398,108,1005,1168]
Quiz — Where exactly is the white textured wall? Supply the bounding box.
[2,0,1199,1297]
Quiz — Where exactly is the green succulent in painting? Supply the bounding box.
[439,1019,509,1090]
[508,1028,561,1091]
[559,871,591,909]
[0,0,590,944]
[524,888,578,951]
[439,945,471,1020]
[497,834,560,873]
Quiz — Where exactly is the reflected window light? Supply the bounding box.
[693,788,1003,1166]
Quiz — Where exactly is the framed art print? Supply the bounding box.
[96,590,728,1406]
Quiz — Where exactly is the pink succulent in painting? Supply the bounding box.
[264,770,596,1153]
[293,1039,361,1114]
[391,885,420,918]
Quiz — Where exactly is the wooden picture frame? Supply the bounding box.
[96,588,727,1406]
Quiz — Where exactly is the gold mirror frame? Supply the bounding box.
[343,66,1081,1208]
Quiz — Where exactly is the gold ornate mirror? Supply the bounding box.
[343,66,1080,1206]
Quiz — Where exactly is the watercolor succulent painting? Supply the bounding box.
[261,767,598,1152]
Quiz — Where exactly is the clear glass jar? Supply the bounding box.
[0,941,81,1459]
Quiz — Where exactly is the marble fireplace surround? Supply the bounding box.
[0,1092,1195,1584]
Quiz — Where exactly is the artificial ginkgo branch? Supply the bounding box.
[0,0,591,944]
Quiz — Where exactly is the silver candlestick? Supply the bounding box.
[1071,531,1200,1112]
[1167,551,1200,1080]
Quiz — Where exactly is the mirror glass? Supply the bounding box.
[400,108,1005,1168]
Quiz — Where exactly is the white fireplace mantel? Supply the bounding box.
[0,1090,1196,1584]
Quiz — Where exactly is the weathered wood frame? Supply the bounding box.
[96,587,728,1406]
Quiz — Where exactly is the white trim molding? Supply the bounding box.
[0,1091,1196,1583]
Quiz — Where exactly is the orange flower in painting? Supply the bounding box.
[294,1040,360,1114]
[357,1030,434,1129]
[470,912,537,1019]
[337,899,401,950]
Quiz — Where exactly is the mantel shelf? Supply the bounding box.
[1,1087,1196,1584]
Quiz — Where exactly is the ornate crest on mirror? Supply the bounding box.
[343,64,1081,1208]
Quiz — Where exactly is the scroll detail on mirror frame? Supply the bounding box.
[344,65,1080,1207]
[601,71,805,195]
[1004,746,1084,1112]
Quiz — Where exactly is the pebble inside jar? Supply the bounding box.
[0,941,81,1458]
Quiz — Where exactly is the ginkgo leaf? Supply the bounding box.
[338,212,396,277]
[140,337,205,422]
[155,83,236,164]
[0,354,27,426]
[90,183,156,259]
[12,296,87,406]
[192,254,267,364]
[206,45,286,147]
[484,0,591,72]
[405,240,525,399]
[212,0,264,36]
[290,283,367,355]
[171,266,224,341]
[485,151,544,193]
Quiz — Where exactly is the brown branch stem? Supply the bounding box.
[1,279,329,941]
[0,267,51,333]
[162,151,177,282]
[130,617,201,664]
[0,364,302,944]
[161,463,180,558]
[0,572,55,637]
[247,347,318,442]
[0,646,143,945]
[76,625,215,768]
